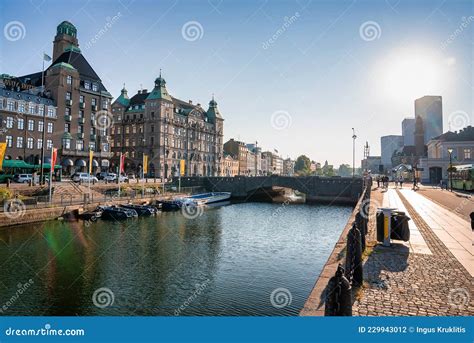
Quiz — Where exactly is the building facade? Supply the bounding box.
[414,95,443,144]
[222,154,239,176]
[111,77,224,177]
[381,135,403,170]
[0,80,57,162]
[418,126,474,184]
[223,139,247,175]
[402,117,415,146]
[16,21,113,175]
[283,158,295,176]
[361,156,382,174]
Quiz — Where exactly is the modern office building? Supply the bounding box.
[414,96,443,144]
[381,135,404,170]
[402,117,415,146]
[111,77,224,177]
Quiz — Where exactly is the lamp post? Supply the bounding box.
[448,148,453,192]
[352,128,357,178]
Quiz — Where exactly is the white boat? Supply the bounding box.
[186,192,231,204]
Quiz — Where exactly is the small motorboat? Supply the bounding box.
[78,208,103,222]
[100,206,138,220]
[120,204,157,216]
[186,192,231,204]
[160,198,198,211]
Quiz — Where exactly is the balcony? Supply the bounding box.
[90,134,96,141]
[64,115,72,122]
[66,99,73,106]
[79,102,85,109]
[77,132,84,139]
[78,117,85,124]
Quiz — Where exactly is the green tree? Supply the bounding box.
[295,155,311,175]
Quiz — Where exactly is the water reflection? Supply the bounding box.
[0,202,352,316]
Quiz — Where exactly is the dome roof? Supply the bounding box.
[57,21,77,37]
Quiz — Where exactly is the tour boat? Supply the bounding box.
[120,204,157,216]
[186,192,231,204]
[100,206,138,220]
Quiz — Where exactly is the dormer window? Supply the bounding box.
[84,81,91,89]
[92,83,98,92]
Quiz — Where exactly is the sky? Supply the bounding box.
[0,0,472,167]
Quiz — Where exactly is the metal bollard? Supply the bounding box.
[324,264,352,316]
[380,208,395,247]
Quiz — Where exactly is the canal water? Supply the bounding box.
[0,202,352,316]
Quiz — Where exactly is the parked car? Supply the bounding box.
[96,172,109,180]
[13,174,35,183]
[104,173,128,182]
[72,173,98,183]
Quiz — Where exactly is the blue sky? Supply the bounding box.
[1,0,472,166]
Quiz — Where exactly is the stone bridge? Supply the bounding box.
[177,176,363,204]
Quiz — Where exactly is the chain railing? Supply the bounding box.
[324,178,372,316]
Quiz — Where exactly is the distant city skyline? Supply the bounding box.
[1,0,472,166]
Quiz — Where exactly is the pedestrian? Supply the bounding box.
[470,212,474,230]
[399,177,403,188]
[439,179,443,190]
[376,177,380,189]
[394,178,398,188]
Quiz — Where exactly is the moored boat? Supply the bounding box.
[186,192,231,204]
[160,198,199,211]
[120,204,157,216]
[100,206,138,220]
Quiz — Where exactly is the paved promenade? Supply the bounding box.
[353,186,473,316]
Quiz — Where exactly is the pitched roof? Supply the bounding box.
[432,126,474,142]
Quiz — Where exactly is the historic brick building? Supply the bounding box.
[110,75,224,177]
[15,21,113,175]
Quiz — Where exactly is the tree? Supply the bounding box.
[338,164,351,177]
[295,155,311,175]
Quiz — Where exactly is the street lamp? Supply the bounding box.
[447,148,453,191]
[352,128,357,178]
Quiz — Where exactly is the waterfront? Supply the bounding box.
[0,202,352,316]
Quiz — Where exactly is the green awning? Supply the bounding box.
[1,159,61,170]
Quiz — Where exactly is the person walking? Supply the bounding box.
[377,177,380,189]
[399,176,403,188]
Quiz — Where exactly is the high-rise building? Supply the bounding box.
[402,118,415,146]
[414,96,443,144]
[381,135,403,169]
[111,77,224,177]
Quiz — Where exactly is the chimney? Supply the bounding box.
[138,90,141,94]
[142,89,147,93]
[189,100,193,104]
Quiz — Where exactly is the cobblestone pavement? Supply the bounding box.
[353,189,474,316]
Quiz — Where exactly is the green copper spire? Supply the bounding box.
[206,95,222,123]
[116,83,130,107]
[146,72,172,101]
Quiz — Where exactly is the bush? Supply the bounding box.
[0,188,12,200]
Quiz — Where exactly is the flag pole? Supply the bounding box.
[118,152,122,198]
[39,55,46,185]
[49,146,53,203]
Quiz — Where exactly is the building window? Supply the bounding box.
[7,101,14,111]
[63,139,71,150]
[46,139,53,149]
[66,92,71,101]
[89,142,96,150]
[102,99,107,109]
[92,83,98,92]
[16,137,23,148]
[47,108,55,117]
[17,118,24,130]
[464,149,471,160]
[28,119,34,131]
[18,102,25,113]
[27,137,34,149]
[78,125,83,134]
[6,136,13,148]
[79,110,84,118]
[38,105,44,116]
[38,121,44,132]
[66,75,72,84]
[65,123,70,132]
[28,104,35,114]
[6,116,14,128]
[84,81,91,89]
[47,122,53,133]
[91,98,96,106]
[37,139,43,149]
[76,140,84,151]
[80,95,84,103]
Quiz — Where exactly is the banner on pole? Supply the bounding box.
[51,147,58,169]
[89,150,93,174]
[180,159,185,176]
[0,142,6,171]
[120,153,125,174]
[143,154,148,174]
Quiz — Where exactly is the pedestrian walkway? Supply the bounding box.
[382,188,431,255]
[399,188,473,277]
